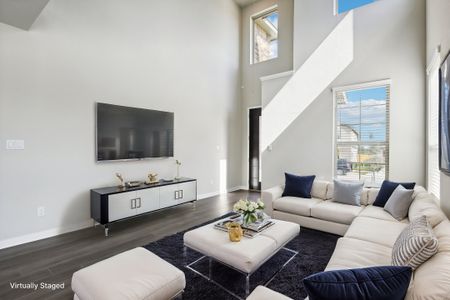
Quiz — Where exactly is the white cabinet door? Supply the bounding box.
[136,188,159,214]
[177,181,197,204]
[108,191,137,222]
[159,185,178,208]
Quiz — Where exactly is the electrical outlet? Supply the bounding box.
[6,140,25,150]
[37,206,45,217]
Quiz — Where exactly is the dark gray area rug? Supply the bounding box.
[143,214,339,300]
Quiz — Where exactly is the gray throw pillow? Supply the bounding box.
[333,180,364,206]
[392,215,439,270]
[384,185,414,220]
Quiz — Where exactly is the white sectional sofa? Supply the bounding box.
[255,180,450,300]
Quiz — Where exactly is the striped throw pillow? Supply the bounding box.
[392,215,439,270]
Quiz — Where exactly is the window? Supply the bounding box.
[335,0,375,14]
[334,81,390,185]
[427,51,441,198]
[252,8,278,64]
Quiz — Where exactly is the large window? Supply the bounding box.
[335,0,375,14]
[427,51,441,198]
[334,81,390,185]
[252,8,278,64]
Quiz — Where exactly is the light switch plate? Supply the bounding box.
[6,140,25,150]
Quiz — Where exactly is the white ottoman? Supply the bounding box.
[72,247,185,300]
[246,286,293,300]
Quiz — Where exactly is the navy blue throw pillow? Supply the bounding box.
[373,180,416,207]
[303,266,412,300]
[282,173,316,198]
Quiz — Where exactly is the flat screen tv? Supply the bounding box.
[96,103,174,161]
[440,51,450,173]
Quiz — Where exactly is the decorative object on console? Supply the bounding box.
[233,199,265,225]
[392,215,439,270]
[373,180,416,207]
[383,185,414,220]
[332,180,364,206]
[115,173,125,188]
[303,266,412,300]
[282,173,316,198]
[175,160,182,180]
[147,173,158,184]
[126,181,142,188]
[228,222,243,242]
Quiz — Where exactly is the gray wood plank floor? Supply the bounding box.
[0,190,260,300]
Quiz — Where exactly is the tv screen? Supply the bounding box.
[440,52,450,173]
[96,103,174,161]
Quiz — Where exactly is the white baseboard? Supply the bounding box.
[197,186,248,200]
[0,220,94,250]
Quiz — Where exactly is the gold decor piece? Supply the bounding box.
[115,173,125,188]
[228,222,243,242]
[147,173,158,184]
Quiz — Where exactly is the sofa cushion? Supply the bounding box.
[408,192,447,227]
[392,216,439,270]
[282,173,315,198]
[373,180,416,207]
[303,266,412,300]
[333,180,364,206]
[310,180,329,200]
[359,205,409,223]
[326,237,392,271]
[246,286,293,300]
[345,217,408,247]
[311,201,364,225]
[273,197,322,217]
[384,185,415,221]
[367,188,380,205]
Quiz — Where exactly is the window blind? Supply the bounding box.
[427,62,440,198]
[334,83,390,185]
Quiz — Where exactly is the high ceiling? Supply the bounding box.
[234,0,260,8]
[0,0,50,30]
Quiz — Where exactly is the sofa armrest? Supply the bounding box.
[262,185,284,216]
[246,286,293,300]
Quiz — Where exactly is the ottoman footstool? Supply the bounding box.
[72,247,185,300]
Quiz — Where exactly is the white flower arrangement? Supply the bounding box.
[233,199,265,225]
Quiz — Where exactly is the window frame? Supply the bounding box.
[332,79,391,186]
[250,5,278,65]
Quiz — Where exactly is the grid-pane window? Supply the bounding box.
[253,9,278,64]
[335,83,390,185]
[335,0,375,14]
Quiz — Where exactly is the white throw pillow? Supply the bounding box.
[384,185,414,220]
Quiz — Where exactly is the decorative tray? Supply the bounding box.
[213,214,274,238]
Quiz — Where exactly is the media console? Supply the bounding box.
[91,177,197,236]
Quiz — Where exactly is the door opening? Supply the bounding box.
[249,107,261,191]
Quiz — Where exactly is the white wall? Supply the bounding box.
[0,0,242,247]
[427,0,450,217]
[240,0,293,187]
[263,0,426,188]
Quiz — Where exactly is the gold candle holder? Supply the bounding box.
[228,222,243,242]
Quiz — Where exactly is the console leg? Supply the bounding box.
[192,200,196,209]
[104,225,109,237]
[245,274,250,296]
[183,246,187,265]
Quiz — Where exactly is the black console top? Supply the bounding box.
[91,177,196,196]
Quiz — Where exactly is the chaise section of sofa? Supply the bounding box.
[261,179,450,299]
